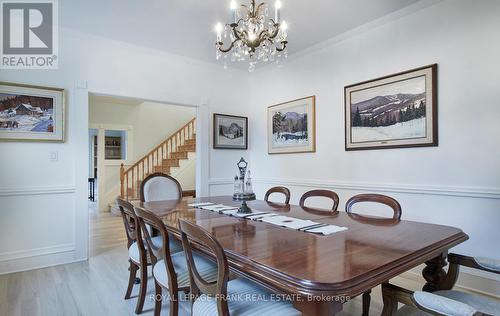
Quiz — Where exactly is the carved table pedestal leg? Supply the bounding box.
[422,252,448,292]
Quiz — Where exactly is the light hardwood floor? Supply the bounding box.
[0,202,430,316]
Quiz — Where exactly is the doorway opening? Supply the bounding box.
[87,94,197,217]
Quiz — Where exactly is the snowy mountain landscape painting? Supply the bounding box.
[0,82,64,141]
[268,96,315,154]
[213,114,248,149]
[345,65,437,150]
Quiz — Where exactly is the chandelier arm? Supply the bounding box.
[217,39,240,53]
[268,24,281,39]
[232,26,244,41]
[275,41,288,52]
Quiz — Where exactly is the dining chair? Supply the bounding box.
[140,172,183,202]
[140,172,183,255]
[178,219,302,316]
[299,189,340,211]
[264,186,291,204]
[345,193,402,220]
[381,253,500,315]
[345,193,402,316]
[116,197,150,314]
[134,207,219,316]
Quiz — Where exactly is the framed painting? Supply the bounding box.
[345,64,437,151]
[0,82,65,142]
[213,113,248,149]
[268,96,316,154]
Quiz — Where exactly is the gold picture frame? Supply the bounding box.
[267,96,316,154]
[0,81,65,142]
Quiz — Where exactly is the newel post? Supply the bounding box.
[120,163,125,198]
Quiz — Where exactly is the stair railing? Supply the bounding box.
[120,117,196,200]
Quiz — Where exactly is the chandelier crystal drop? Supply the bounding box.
[215,0,288,72]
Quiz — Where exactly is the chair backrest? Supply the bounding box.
[134,206,179,287]
[116,197,137,248]
[140,173,182,202]
[299,189,339,211]
[264,186,291,204]
[345,194,402,220]
[178,219,230,316]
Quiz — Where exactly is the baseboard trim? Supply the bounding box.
[0,185,76,197]
[0,243,80,275]
[0,243,76,263]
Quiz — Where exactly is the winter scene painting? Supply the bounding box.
[268,96,315,154]
[213,114,248,149]
[345,65,437,150]
[0,83,64,141]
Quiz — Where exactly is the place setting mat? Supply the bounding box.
[188,202,348,236]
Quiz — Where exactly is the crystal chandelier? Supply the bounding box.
[215,0,288,72]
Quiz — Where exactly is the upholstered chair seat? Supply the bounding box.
[192,278,302,316]
[395,290,500,316]
[382,253,500,316]
[128,236,183,264]
[475,257,500,272]
[152,252,219,289]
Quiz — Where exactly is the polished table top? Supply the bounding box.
[134,196,468,298]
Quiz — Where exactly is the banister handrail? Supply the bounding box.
[120,117,196,200]
[126,117,196,172]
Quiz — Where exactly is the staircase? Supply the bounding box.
[120,118,196,200]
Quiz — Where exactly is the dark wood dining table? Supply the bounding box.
[133,196,468,315]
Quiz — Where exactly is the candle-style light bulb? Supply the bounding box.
[215,23,223,43]
[275,0,282,22]
[230,0,238,23]
[280,20,288,31]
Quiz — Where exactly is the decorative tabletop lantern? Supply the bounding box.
[233,157,256,213]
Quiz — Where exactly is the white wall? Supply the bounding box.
[89,99,196,211]
[238,0,500,258]
[241,0,500,257]
[0,27,249,274]
[209,0,500,292]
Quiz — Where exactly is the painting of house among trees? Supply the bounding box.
[272,105,309,147]
[0,93,55,133]
[349,75,428,143]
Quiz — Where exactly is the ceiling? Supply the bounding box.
[60,0,421,65]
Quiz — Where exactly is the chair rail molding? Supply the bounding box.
[208,178,500,199]
[0,185,76,197]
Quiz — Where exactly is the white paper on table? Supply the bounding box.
[307,225,348,235]
[188,202,215,207]
[261,216,318,230]
[201,204,238,212]
[250,213,278,220]
[232,211,269,218]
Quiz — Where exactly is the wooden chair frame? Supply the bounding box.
[140,172,183,202]
[134,206,188,316]
[264,186,291,204]
[116,198,149,314]
[299,189,340,211]
[381,253,499,316]
[344,194,402,316]
[345,194,402,220]
[179,219,231,316]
